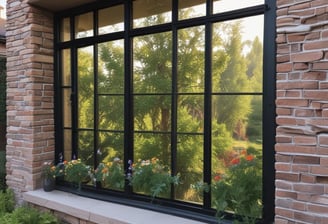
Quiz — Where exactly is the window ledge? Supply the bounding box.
[23,189,206,224]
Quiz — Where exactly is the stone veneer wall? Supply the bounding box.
[275,0,328,223]
[6,0,54,202]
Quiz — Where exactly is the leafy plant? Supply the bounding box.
[64,159,91,190]
[0,188,59,224]
[0,188,15,214]
[195,148,262,224]
[94,158,125,190]
[42,161,64,179]
[129,158,179,199]
[0,206,59,224]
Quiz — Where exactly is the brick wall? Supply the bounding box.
[276,0,328,223]
[6,0,54,202]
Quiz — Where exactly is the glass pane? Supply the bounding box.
[75,12,94,39]
[98,132,124,160]
[98,40,124,94]
[60,17,70,42]
[133,133,172,198]
[62,49,71,86]
[211,95,262,218]
[98,96,124,130]
[178,26,205,93]
[212,15,263,93]
[78,131,94,166]
[176,134,203,203]
[63,129,72,161]
[98,132,125,191]
[134,95,171,132]
[178,0,206,20]
[133,32,172,94]
[99,5,124,35]
[63,88,71,128]
[214,0,264,14]
[177,95,204,133]
[133,0,171,28]
[78,46,94,129]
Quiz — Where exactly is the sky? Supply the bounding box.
[0,0,5,17]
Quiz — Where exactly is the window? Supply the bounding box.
[55,0,275,222]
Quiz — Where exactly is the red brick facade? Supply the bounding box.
[276,0,328,223]
[6,0,54,201]
[5,0,328,223]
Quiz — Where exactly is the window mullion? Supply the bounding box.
[203,21,212,209]
[124,0,134,194]
[171,0,178,198]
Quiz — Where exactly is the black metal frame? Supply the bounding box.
[54,1,276,223]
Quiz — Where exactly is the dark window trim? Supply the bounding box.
[54,1,276,223]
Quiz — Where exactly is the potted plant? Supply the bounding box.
[64,159,91,191]
[94,158,125,190]
[129,158,179,199]
[42,161,63,192]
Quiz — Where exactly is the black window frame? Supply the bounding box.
[54,1,276,223]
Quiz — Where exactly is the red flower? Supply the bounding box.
[230,158,240,165]
[214,175,221,182]
[245,154,254,161]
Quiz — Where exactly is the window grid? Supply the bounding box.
[54,1,274,222]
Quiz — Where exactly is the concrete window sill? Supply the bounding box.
[23,189,206,224]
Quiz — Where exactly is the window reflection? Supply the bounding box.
[75,12,94,39]
[133,0,171,28]
[212,15,263,93]
[60,17,70,42]
[99,5,124,35]
[77,46,94,129]
[214,0,264,14]
[178,0,206,20]
[178,26,205,93]
[133,32,172,94]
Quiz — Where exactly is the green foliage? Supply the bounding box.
[0,188,15,214]
[94,158,125,190]
[0,150,6,190]
[42,161,64,179]
[64,159,91,190]
[197,148,262,224]
[130,158,179,200]
[0,206,59,224]
[0,188,59,224]
[74,8,264,209]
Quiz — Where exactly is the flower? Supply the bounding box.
[42,161,64,179]
[64,159,91,190]
[230,157,240,165]
[94,158,125,190]
[213,174,221,182]
[196,148,262,224]
[129,158,179,199]
[245,154,255,161]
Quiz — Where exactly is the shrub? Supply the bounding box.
[0,188,60,224]
[0,206,59,224]
[0,188,15,214]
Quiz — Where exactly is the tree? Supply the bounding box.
[214,22,252,140]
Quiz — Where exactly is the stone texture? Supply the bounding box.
[6,0,54,202]
[276,0,328,223]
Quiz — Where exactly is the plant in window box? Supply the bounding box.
[42,161,64,192]
[64,159,92,191]
[194,149,262,224]
[94,158,125,190]
[129,158,180,199]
